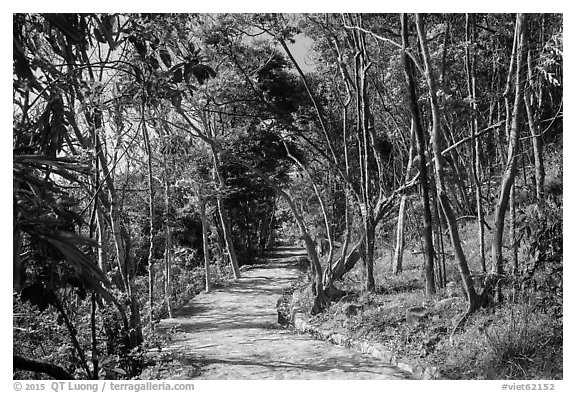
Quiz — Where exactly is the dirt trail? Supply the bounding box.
[155,246,410,379]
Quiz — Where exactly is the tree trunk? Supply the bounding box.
[466,13,487,273]
[142,107,155,332]
[209,145,241,279]
[199,197,211,293]
[162,149,173,318]
[95,210,108,273]
[392,123,415,275]
[434,185,447,288]
[330,235,365,282]
[284,142,335,289]
[415,13,479,310]
[122,218,143,346]
[265,201,277,249]
[401,14,435,295]
[97,134,142,346]
[491,14,528,287]
[90,292,99,379]
[351,15,376,292]
[510,182,518,275]
[524,88,545,201]
[363,217,376,291]
[325,37,354,288]
[393,194,408,275]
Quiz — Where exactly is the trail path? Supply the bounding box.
[155,246,410,380]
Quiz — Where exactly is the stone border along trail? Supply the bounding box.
[154,246,411,380]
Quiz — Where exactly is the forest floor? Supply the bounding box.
[287,218,563,380]
[145,246,411,379]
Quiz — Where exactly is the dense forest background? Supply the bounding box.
[13,13,562,380]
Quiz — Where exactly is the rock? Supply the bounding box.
[434,296,462,311]
[406,306,427,326]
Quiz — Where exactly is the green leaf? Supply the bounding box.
[43,231,110,287]
[94,27,107,43]
[129,35,147,58]
[148,56,160,69]
[159,49,172,68]
[172,66,184,83]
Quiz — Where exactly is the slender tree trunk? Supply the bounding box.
[415,13,478,309]
[284,142,335,288]
[351,15,376,291]
[325,35,354,288]
[96,130,128,294]
[265,201,277,249]
[442,125,473,215]
[466,14,487,273]
[199,197,211,293]
[434,185,447,288]
[142,106,155,332]
[393,122,415,275]
[209,145,241,279]
[199,112,242,279]
[510,181,518,274]
[401,14,435,295]
[524,84,545,201]
[95,131,142,346]
[122,223,143,346]
[491,14,528,289]
[90,292,99,379]
[96,211,107,272]
[162,148,173,318]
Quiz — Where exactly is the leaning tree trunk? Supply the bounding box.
[208,144,241,279]
[401,14,435,295]
[211,149,241,279]
[490,14,528,293]
[415,14,480,314]
[284,142,336,291]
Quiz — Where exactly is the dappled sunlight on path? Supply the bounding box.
[155,246,410,379]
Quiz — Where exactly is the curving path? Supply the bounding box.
[155,246,410,380]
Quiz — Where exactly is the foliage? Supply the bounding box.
[516,200,563,316]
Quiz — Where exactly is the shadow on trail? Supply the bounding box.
[155,246,410,379]
[188,354,388,376]
[259,246,308,261]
